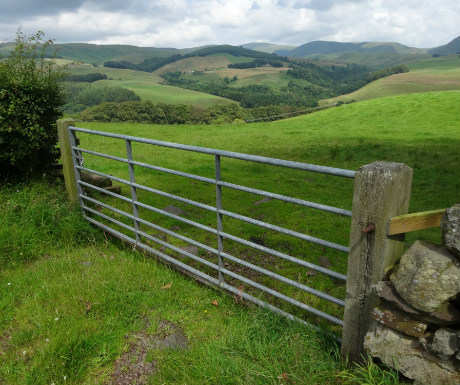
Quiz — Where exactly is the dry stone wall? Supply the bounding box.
[364,205,460,385]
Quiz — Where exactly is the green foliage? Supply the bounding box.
[0,29,67,175]
[63,72,108,83]
[161,61,412,108]
[161,71,322,107]
[336,357,401,385]
[228,58,284,69]
[63,83,141,113]
[192,44,283,59]
[79,100,306,124]
[365,65,409,82]
[104,54,186,72]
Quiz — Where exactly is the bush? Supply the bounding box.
[0,29,67,176]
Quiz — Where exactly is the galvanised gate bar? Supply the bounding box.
[68,125,356,332]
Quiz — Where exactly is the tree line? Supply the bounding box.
[62,82,141,113]
[80,100,308,125]
[62,73,108,83]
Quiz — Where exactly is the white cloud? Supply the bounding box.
[0,0,458,48]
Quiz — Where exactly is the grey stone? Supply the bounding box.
[152,233,167,242]
[430,328,460,356]
[364,322,460,385]
[180,245,198,256]
[390,241,460,312]
[163,205,186,216]
[253,197,272,205]
[441,204,460,257]
[318,256,331,269]
[419,332,434,351]
[370,305,427,338]
[81,171,112,188]
[375,281,460,326]
[104,186,121,194]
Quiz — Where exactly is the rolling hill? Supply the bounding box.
[274,41,426,58]
[429,36,460,56]
[6,35,451,114]
[242,42,296,53]
[319,55,460,105]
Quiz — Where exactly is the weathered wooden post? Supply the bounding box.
[341,161,413,362]
[57,118,78,203]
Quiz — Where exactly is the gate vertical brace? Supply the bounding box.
[68,126,85,216]
[57,119,79,203]
[341,161,412,362]
[126,140,141,244]
[215,155,224,284]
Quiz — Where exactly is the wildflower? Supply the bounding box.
[55,317,59,321]
[7,283,11,286]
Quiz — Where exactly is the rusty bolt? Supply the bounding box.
[362,223,375,234]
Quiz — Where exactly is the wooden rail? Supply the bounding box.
[387,209,446,235]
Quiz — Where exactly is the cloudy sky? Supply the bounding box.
[0,0,459,49]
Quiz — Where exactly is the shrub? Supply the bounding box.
[0,29,67,176]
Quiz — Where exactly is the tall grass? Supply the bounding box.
[0,180,404,385]
[0,179,101,267]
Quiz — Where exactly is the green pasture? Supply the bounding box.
[154,56,232,74]
[321,56,460,105]
[73,91,459,333]
[65,51,460,109]
[65,63,234,106]
[308,52,430,69]
[407,55,460,71]
[207,53,255,65]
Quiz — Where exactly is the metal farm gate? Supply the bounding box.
[67,125,357,334]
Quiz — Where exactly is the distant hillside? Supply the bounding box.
[0,42,15,58]
[0,42,182,65]
[309,52,429,69]
[242,42,296,54]
[191,45,281,59]
[275,41,426,58]
[54,43,181,64]
[104,45,285,73]
[429,36,460,56]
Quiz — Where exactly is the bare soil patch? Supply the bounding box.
[109,319,188,385]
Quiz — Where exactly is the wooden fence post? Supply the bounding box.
[341,161,413,362]
[57,118,78,203]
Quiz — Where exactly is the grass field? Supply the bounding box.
[0,182,398,385]
[2,91,457,384]
[321,55,460,105]
[71,91,459,335]
[65,63,234,107]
